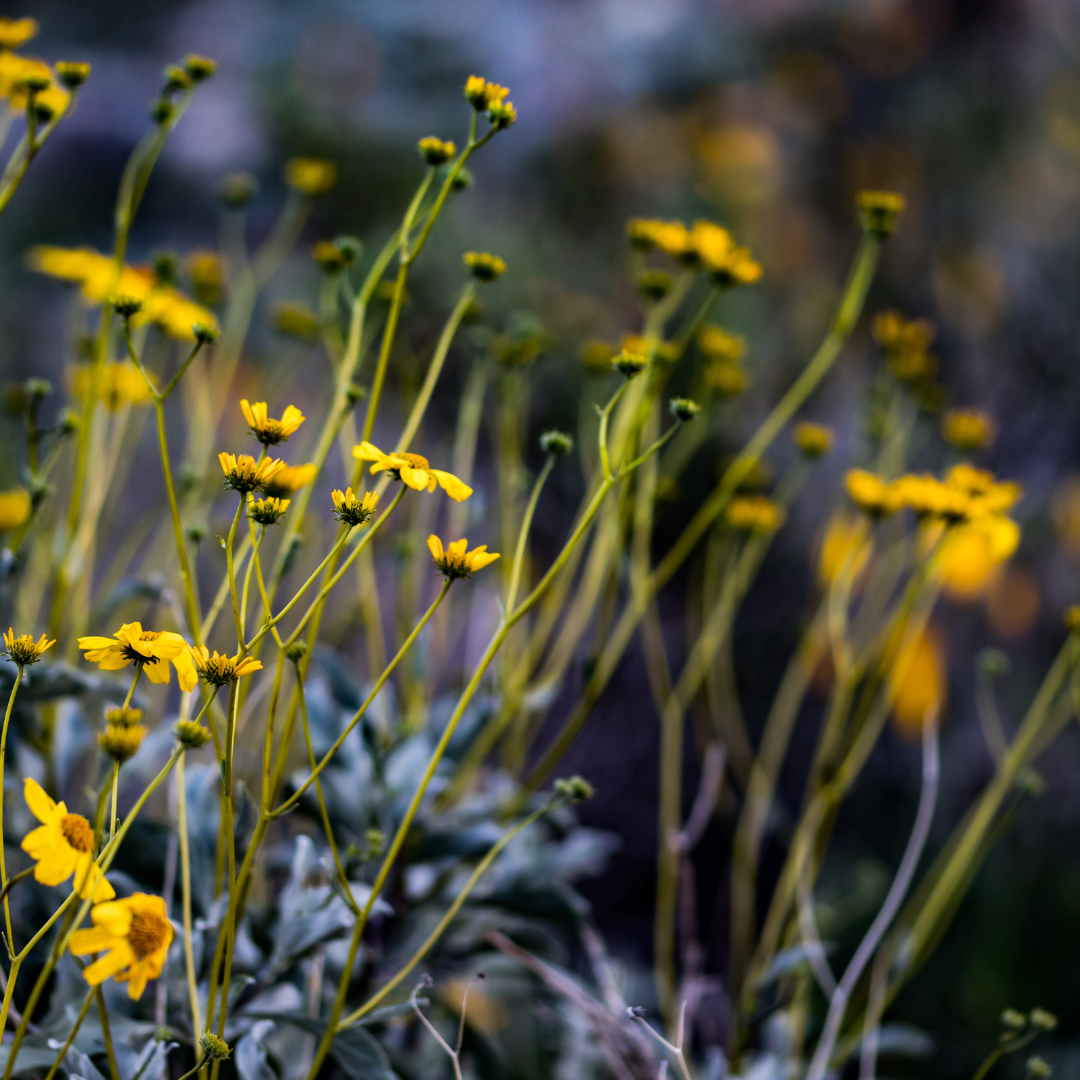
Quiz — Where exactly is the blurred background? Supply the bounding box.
[5,0,1080,1075]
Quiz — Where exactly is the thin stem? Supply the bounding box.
[177,750,202,1038]
[505,455,554,616]
[96,986,121,1080]
[0,669,22,954]
[225,499,246,648]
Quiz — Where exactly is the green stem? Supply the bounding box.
[505,455,554,616]
[96,986,121,1080]
[0,669,22,955]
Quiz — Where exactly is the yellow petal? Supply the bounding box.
[142,656,171,685]
[68,927,121,956]
[173,651,197,693]
[354,441,384,461]
[22,777,58,824]
[398,466,430,491]
[32,845,78,886]
[432,470,473,502]
[82,947,134,985]
[427,535,444,560]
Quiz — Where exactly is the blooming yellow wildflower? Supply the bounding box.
[248,495,289,527]
[725,495,785,533]
[28,246,218,341]
[218,452,286,495]
[0,488,30,530]
[463,76,509,110]
[331,488,378,527]
[427,535,500,580]
[262,462,317,499]
[697,324,745,364]
[794,423,834,458]
[891,473,966,520]
[418,136,456,165]
[284,157,337,195]
[688,221,762,285]
[240,399,305,445]
[3,629,53,666]
[937,515,1020,601]
[99,721,147,763]
[845,469,901,518]
[626,218,691,259]
[77,623,196,692]
[0,53,68,113]
[463,251,506,281]
[0,18,37,50]
[354,442,472,501]
[943,409,996,453]
[68,893,173,999]
[71,363,154,410]
[817,513,870,586]
[20,778,114,901]
[945,463,1021,518]
[888,625,944,738]
[189,646,262,687]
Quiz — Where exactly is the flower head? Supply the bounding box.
[354,442,472,501]
[174,721,212,750]
[705,362,749,396]
[845,469,901,518]
[857,190,906,239]
[540,430,573,456]
[104,706,142,727]
[794,423,834,458]
[239,399,305,445]
[218,452,286,495]
[55,61,90,89]
[613,350,648,378]
[99,722,147,763]
[464,75,509,110]
[626,219,690,259]
[284,157,337,195]
[418,136,456,165]
[428,535,500,580]
[68,893,174,1000]
[670,397,701,422]
[688,221,761,285]
[3,629,53,666]
[0,18,37,51]
[938,515,1020,601]
[78,623,196,691]
[262,463,317,499]
[872,311,936,383]
[189,645,262,687]
[888,626,944,737]
[943,409,996,453]
[698,324,745,365]
[248,495,289,527]
[725,496,785,533]
[200,1033,231,1061]
[71,363,154,410]
[487,99,516,129]
[331,488,378,527]
[21,778,114,901]
[463,251,506,282]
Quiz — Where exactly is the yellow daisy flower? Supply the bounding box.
[189,645,262,687]
[239,399,305,445]
[354,442,472,501]
[68,893,173,1000]
[20,778,114,901]
[218,452,286,494]
[427,535,500,580]
[3,629,54,666]
[77,622,197,692]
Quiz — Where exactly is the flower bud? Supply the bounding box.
[174,721,212,750]
[55,62,91,89]
[669,398,701,422]
[417,136,456,166]
[184,55,216,82]
[284,640,308,664]
[554,775,594,802]
[463,251,506,282]
[857,190,905,239]
[99,722,147,763]
[219,172,257,209]
[794,423,834,458]
[613,350,648,378]
[540,430,572,456]
[200,1033,230,1060]
[112,296,144,319]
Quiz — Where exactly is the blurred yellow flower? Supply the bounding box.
[355,442,472,501]
[857,190,906,238]
[845,469,900,517]
[626,218,691,260]
[818,512,869,585]
[263,462,317,499]
[29,246,218,341]
[240,399,305,445]
[0,17,38,50]
[427,535,500,580]
[0,487,30,530]
[0,53,68,113]
[888,625,945,739]
[77,622,196,692]
[284,157,337,195]
[187,249,225,305]
[872,310,936,383]
[725,495,785,533]
[943,409,996,453]
[697,324,745,364]
[69,893,173,1000]
[937,515,1020,601]
[21,778,114,902]
[688,221,762,286]
[794,423,834,458]
[71,363,154,410]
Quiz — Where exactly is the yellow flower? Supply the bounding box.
[794,423,834,458]
[239,399,305,445]
[0,18,38,50]
[888,626,945,738]
[845,469,901,518]
[28,246,218,341]
[218,452,286,495]
[271,301,321,339]
[188,249,225,305]
[704,362,749,396]
[725,495,785,533]
[891,473,965,520]
[262,462,317,499]
[858,190,906,239]
[872,311,936,383]
[626,218,691,259]
[463,251,506,281]
[688,220,762,285]
[697,324,745,364]
[0,53,68,113]
[247,495,289,527]
[427,535,500,580]
[354,442,472,501]
[0,488,30,530]
[99,722,147,763]
[945,464,1021,518]
[71,363,154,410]
[20,778,114,902]
[284,157,337,195]
[189,646,262,687]
[463,76,509,110]
[77,622,197,692]
[68,893,173,1000]
[331,488,378,527]
[418,136,456,165]
[3,629,53,666]
[818,512,870,586]
[938,515,1020,601]
[943,409,996,453]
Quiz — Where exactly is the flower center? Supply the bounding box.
[139,631,162,642]
[60,813,93,853]
[128,910,169,960]
[400,453,429,469]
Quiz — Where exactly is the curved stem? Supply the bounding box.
[505,455,554,616]
[0,669,22,954]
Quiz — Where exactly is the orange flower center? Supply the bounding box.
[400,453,429,469]
[139,631,162,642]
[128,910,169,960]
[60,813,93,853]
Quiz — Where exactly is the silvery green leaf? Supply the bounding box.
[235,1019,277,1080]
[243,1014,394,1079]
[871,1024,935,1058]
